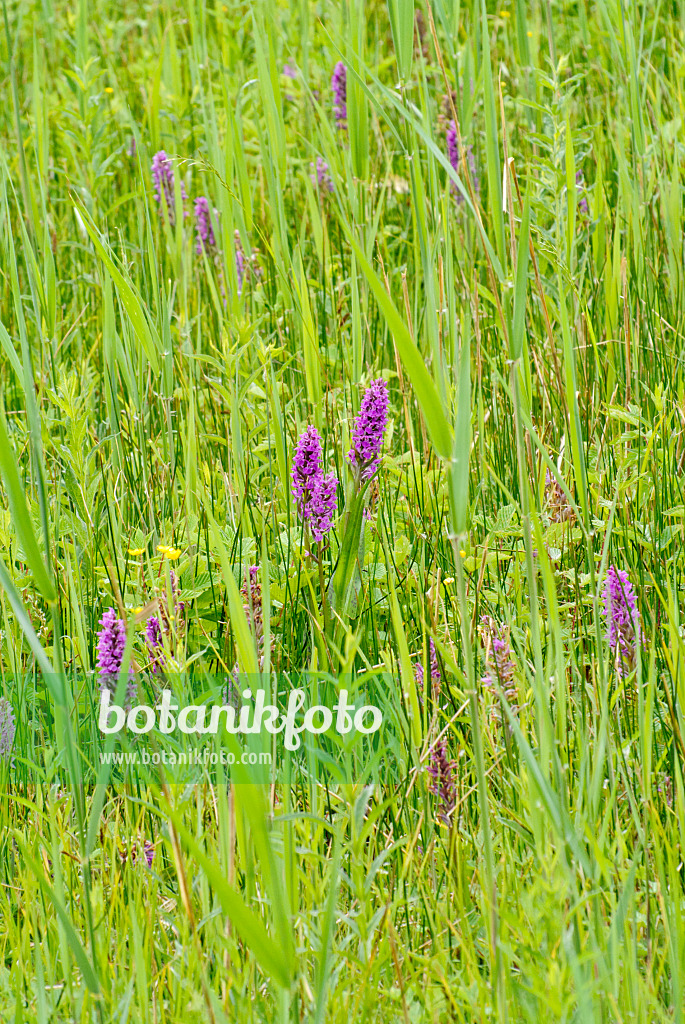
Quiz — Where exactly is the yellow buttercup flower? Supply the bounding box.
[158,544,181,560]
[128,547,145,556]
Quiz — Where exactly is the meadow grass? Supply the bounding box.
[1,0,685,1019]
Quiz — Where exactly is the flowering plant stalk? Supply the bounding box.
[291,425,338,649]
[97,608,136,708]
[331,62,347,132]
[329,380,389,640]
[602,564,642,678]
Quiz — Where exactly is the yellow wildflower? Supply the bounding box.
[158,544,182,560]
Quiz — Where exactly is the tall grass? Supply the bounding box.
[0,0,684,1020]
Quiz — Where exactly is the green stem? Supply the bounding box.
[511,362,549,770]
[454,537,497,996]
[317,546,330,637]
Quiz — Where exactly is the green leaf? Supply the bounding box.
[331,487,366,622]
[382,527,421,749]
[448,306,472,535]
[206,507,259,677]
[0,319,23,382]
[0,408,56,603]
[14,835,100,995]
[481,0,505,269]
[168,812,293,989]
[387,0,414,82]
[338,222,452,458]
[348,4,369,180]
[511,193,531,361]
[500,701,593,878]
[70,197,161,374]
[0,557,55,679]
[292,247,321,427]
[314,832,343,1024]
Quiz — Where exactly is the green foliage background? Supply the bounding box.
[0,0,685,1019]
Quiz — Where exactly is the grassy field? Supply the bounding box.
[1,0,685,1019]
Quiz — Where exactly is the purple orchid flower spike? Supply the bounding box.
[331,62,347,131]
[151,150,186,226]
[603,565,642,677]
[97,608,136,708]
[347,378,389,483]
[291,426,338,542]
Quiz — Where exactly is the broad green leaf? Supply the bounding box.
[331,487,366,622]
[387,0,414,81]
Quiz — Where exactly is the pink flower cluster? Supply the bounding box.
[291,426,338,543]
